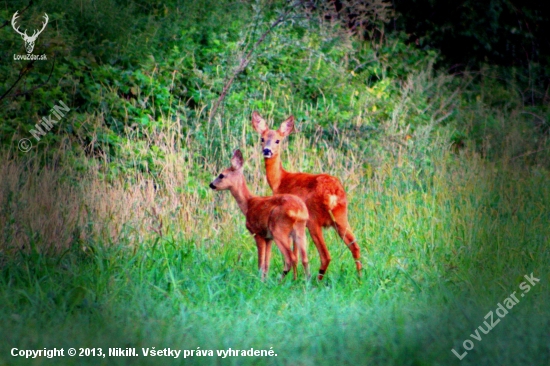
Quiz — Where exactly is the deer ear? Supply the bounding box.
[231,149,244,170]
[279,116,295,136]
[251,111,268,134]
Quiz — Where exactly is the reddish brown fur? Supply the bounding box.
[210,149,310,281]
[252,111,362,279]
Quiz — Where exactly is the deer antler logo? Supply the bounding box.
[11,11,49,54]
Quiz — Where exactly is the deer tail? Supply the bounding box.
[288,208,308,222]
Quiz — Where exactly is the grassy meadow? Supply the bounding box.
[1,0,549,365]
[1,109,549,365]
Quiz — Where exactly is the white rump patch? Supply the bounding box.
[328,195,338,210]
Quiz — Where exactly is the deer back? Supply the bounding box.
[245,194,308,237]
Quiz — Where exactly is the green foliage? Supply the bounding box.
[0,0,405,175]
[3,0,547,179]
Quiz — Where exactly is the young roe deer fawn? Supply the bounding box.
[209,149,310,280]
[251,111,362,280]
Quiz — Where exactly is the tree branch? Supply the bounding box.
[208,4,297,124]
[15,56,56,98]
[0,56,56,102]
[0,0,33,29]
[0,60,36,102]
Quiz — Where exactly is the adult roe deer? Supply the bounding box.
[251,111,362,280]
[209,149,310,280]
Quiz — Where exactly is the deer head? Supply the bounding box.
[251,111,294,159]
[12,11,49,54]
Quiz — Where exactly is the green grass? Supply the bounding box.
[1,147,548,365]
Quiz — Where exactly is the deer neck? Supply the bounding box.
[264,155,286,192]
[228,176,253,216]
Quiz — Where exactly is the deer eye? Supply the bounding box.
[261,138,264,143]
[276,140,280,144]
[218,174,224,179]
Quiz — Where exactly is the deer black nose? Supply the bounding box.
[209,183,216,190]
[262,148,272,157]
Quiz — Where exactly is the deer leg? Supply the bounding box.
[292,221,310,280]
[253,235,267,280]
[271,231,296,281]
[291,232,298,280]
[264,239,273,276]
[269,219,298,280]
[331,208,362,275]
[275,239,294,280]
[307,221,331,280]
